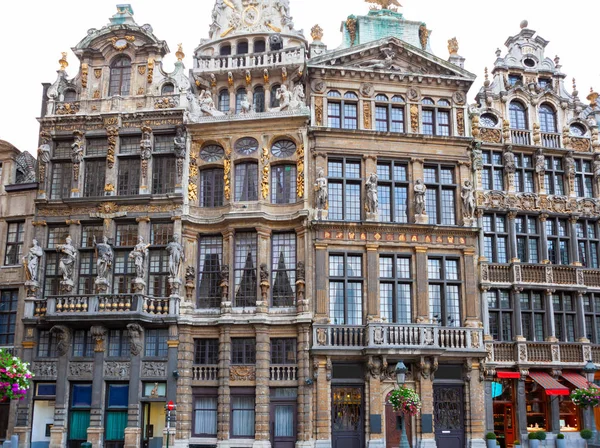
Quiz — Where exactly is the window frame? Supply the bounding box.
[584,294,600,344]
[327,91,358,130]
[0,290,18,345]
[482,150,505,191]
[421,99,452,136]
[482,213,509,263]
[427,256,462,327]
[230,388,256,438]
[327,158,362,221]
[108,56,132,97]
[194,339,219,365]
[44,227,70,296]
[234,232,258,307]
[487,290,513,342]
[509,101,528,130]
[378,254,413,324]
[200,168,225,207]
[234,162,259,202]
[374,95,405,133]
[148,223,173,297]
[544,155,565,196]
[107,329,130,358]
[231,338,256,365]
[577,220,600,269]
[423,164,457,225]
[270,338,297,364]
[72,330,94,358]
[546,217,570,265]
[144,329,168,358]
[515,215,540,263]
[574,158,594,198]
[514,153,535,193]
[197,235,223,309]
[376,161,408,223]
[4,222,24,266]
[519,291,546,342]
[328,253,363,325]
[552,292,576,343]
[271,233,296,307]
[270,164,297,205]
[112,223,137,294]
[37,330,58,358]
[192,388,218,437]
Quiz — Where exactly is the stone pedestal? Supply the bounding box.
[87,426,103,448]
[168,278,182,296]
[133,278,146,293]
[49,427,66,448]
[256,300,269,314]
[314,209,328,221]
[415,214,428,224]
[464,217,477,227]
[24,280,39,299]
[366,212,378,221]
[124,427,141,448]
[60,279,74,293]
[95,278,109,293]
[12,426,30,448]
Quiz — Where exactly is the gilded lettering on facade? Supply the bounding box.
[106,126,119,169]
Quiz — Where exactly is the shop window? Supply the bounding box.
[105,384,129,447]
[525,379,549,431]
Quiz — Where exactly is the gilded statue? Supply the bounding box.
[365,0,402,11]
[448,37,459,55]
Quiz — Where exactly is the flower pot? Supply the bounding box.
[556,439,566,448]
[529,440,540,448]
[486,440,497,448]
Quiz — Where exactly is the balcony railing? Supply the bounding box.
[269,365,298,381]
[541,132,561,149]
[192,365,219,381]
[29,294,177,318]
[196,47,305,72]
[313,324,484,352]
[511,129,532,146]
[487,341,591,364]
[481,262,600,288]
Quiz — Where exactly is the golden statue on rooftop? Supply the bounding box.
[58,52,69,71]
[366,0,402,11]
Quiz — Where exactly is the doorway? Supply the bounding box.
[331,386,364,448]
[433,385,464,448]
[385,403,412,448]
[141,402,165,448]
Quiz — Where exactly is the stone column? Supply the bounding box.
[508,211,518,262]
[164,325,179,448]
[366,244,380,320]
[539,214,550,264]
[516,378,527,441]
[545,290,557,342]
[576,293,589,342]
[512,288,524,339]
[88,326,107,448]
[550,371,561,433]
[124,326,143,448]
[569,215,581,265]
[415,247,429,323]
[366,366,384,448]
[217,327,231,445]
[176,325,193,441]
[315,356,331,448]
[254,325,270,447]
[315,243,328,321]
[463,249,480,327]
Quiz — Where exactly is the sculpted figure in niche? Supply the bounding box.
[38,142,51,164]
[167,234,185,279]
[365,172,379,215]
[71,137,84,164]
[565,151,576,180]
[126,323,144,356]
[50,325,71,357]
[140,128,152,160]
[273,85,292,111]
[503,145,516,174]
[94,236,114,282]
[130,236,150,279]
[57,236,77,283]
[315,167,328,218]
[174,126,186,158]
[471,141,483,171]
[461,180,475,219]
[24,239,43,282]
[414,179,427,216]
[239,94,252,114]
[535,148,545,174]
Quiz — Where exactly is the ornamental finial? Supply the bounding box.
[311,24,324,42]
[176,44,185,62]
[448,37,459,56]
[365,0,402,12]
[58,52,68,71]
[587,88,599,107]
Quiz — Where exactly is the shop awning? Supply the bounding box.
[497,371,520,379]
[561,372,593,390]
[529,372,570,396]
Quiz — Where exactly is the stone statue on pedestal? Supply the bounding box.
[94,236,113,291]
[57,236,77,291]
[24,239,43,282]
[365,172,379,217]
[167,234,185,279]
[414,179,427,216]
[130,236,150,281]
[315,167,328,220]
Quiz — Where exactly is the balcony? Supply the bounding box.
[312,323,485,354]
[481,262,600,289]
[510,129,532,146]
[486,341,594,365]
[192,365,219,382]
[28,294,178,320]
[270,365,298,381]
[541,132,561,149]
[195,46,305,72]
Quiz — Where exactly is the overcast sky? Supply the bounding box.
[0,0,598,155]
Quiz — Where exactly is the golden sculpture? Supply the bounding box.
[188,183,198,202]
[261,164,270,199]
[346,18,357,46]
[419,24,429,50]
[81,63,89,88]
[58,52,69,71]
[410,104,419,133]
[311,24,324,41]
[366,0,402,11]
[297,144,305,198]
[147,58,155,84]
[109,36,135,51]
[224,0,236,10]
[587,88,599,107]
[448,37,459,55]
[363,102,372,129]
[176,44,185,62]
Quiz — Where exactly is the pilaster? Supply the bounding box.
[217,327,231,441]
[415,247,429,322]
[254,325,270,441]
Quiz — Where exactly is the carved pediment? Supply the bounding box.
[309,37,475,80]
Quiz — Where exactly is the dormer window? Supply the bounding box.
[508,74,522,86]
[63,89,77,102]
[109,56,132,97]
[161,83,175,95]
[254,39,266,53]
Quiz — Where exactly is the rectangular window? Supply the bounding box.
[487,290,512,341]
[271,165,297,204]
[231,389,255,437]
[379,255,412,323]
[117,158,140,196]
[514,153,534,193]
[50,162,72,199]
[234,162,258,202]
[428,257,461,327]
[553,293,576,342]
[0,290,18,345]
[200,168,224,207]
[86,138,108,157]
[520,291,545,341]
[144,329,168,357]
[194,339,219,365]
[44,227,70,295]
[327,102,341,129]
[231,338,256,365]
[391,106,405,133]
[198,236,223,308]
[271,338,297,364]
[193,389,218,436]
[424,165,456,225]
[152,157,176,195]
[81,225,103,248]
[154,134,175,153]
[328,159,361,221]
[234,232,257,307]
[78,249,96,295]
[544,156,565,195]
[546,218,570,265]
[84,160,106,197]
[119,136,140,155]
[377,162,408,223]
[577,220,599,268]
[53,140,72,159]
[148,223,172,297]
[516,216,539,263]
[483,214,508,263]
[107,329,130,357]
[113,224,137,294]
[72,330,94,357]
[343,103,358,130]
[272,233,296,307]
[575,159,594,198]
[422,109,434,135]
[437,110,450,136]
[4,222,24,266]
[375,105,388,132]
[69,383,92,445]
[329,254,363,325]
[105,384,129,443]
[482,151,504,191]
[38,330,57,358]
[584,295,600,344]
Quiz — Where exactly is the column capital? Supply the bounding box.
[415,246,428,254]
[315,243,328,250]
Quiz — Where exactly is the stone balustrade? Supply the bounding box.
[541,132,561,148]
[486,341,594,365]
[481,262,600,288]
[195,46,305,72]
[510,129,532,146]
[28,294,178,318]
[192,365,219,382]
[313,323,484,352]
[269,365,298,381]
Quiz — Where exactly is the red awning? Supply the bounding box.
[497,371,521,379]
[562,372,593,390]
[529,372,570,396]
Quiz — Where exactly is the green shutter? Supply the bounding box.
[68,410,90,440]
[105,411,128,440]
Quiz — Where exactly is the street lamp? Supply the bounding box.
[395,361,410,448]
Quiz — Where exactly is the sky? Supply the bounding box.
[0,0,598,155]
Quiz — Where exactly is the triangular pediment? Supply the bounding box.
[309,37,475,80]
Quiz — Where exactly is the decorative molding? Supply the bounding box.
[142,361,167,377]
[476,191,599,216]
[230,366,255,381]
[104,361,130,377]
[32,361,57,378]
[69,362,93,377]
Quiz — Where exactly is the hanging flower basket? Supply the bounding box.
[570,386,600,409]
[387,386,421,417]
[0,349,33,401]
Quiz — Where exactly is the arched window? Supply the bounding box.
[218,89,230,113]
[509,101,528,130]
[237,41,249,55]
[220,44,231,56]
[569,123,587,137]
[235,88,248,114]
[108,56,132,97]
[63,89,77,102]
[271,85,281,108]
[161,83,175,95]
[438,99,451,107]
[254,40,266,53]
[422,98,435,105]
[253,86,265,113]
[539,104,557,134]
